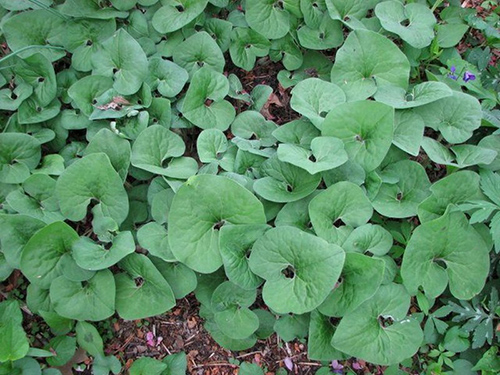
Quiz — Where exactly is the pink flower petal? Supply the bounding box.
[284,357,294,371]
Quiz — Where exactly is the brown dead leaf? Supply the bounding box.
[187,317,197,329]
[55,348,88,375]
[95,96,130,111]
[260,92,282,120]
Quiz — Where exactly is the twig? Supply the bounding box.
[297,362,323,367]
[236,351,263,359]
[193,363,239,369]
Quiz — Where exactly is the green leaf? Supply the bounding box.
[55,153,129,225]
[91,29,148,95]
[272,119,320,147]
[249,226,345,314]
[375,1,436,49]
[0,300,30,362]
[0,214,45,269]
[401,211,490,300]
[148,58,188,98]
[129,357,167,375]
[325,0,372,21]
[20,221,78,288]
[152,0,209,33]
[372,160,431,218]
[137,222,175,262]
[375,82,453,109]
[229,27,271,71]
[308,310,345,361]
[231,111,278,147]
[168,175,266,273]
[415,91,482,144]
[219,224,269,290]
[342,224,393,256]
[3,10,65,61]
[162,352,187,375]
[331,283,423,365]
[443,326,470,353]
[131,125,185,175]
[60,0,129,19]
[436,24,469,48]
[0,133,41,184]
[297,14,343,50]
[197,129,228,163]
[322,101,394,172]
[72,231,135,271]
[115,253,175,320]
[45,336,76,367]
[246,0,291,39]
[173,32,225,78]
[277,136,348,175]
[330,30,410,101]
[392,110,425,157]
[181,67,235,130]
[150,257,197,299]
[67,75,114,117]
[290,78,346,129]
[76,321,104,358]
[50,270,115,321]
[309,181,373,244]
[273,313,309,342]
[253,155,322,203]
[318,253,385,317]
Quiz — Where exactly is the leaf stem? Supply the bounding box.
[0,45,66,65]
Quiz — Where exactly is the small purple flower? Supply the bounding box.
[447,65,458,80]
[331,360,344,374]
[352,362,363,370]
[284,357,294,371]
[463,71,476,82]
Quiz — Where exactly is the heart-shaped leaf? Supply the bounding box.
[55,153,129,225]
[331,283,423,365]
[249,226,345,314]
[168,175,266,273]
[309,181,373,244]
[0,133,41,184]
[181,67,235,130]
[115,253,176,320]
[374,82,453,109]
[246,0,291,40]
[152,0,209,33]
[322,100,394,172]
[330,30,410,101]
[401,211,489,300]
[229,27,271,71]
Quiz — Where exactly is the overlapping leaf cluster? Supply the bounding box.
[0,0,499,374]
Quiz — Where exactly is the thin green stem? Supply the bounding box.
[431,0,445,12]
[28,0,69,20]
[0,45,66,65]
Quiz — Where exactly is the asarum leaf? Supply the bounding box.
[341,224,393,256]
[219,224,270,290]
[205,18,233,53]
[308,310,345,361]
[150,257,197,299]
[168,175,266,273]
[269,35,303,71]
[392,110,425,157]
[55,153,129,225]
[211,281,259,340]
[246,0,291,40]
[374,82,453,109]
[417,171,482,223]
[0,133,41,184]
[325,0,372,22]
[401,211,490,300]
[290,78,346,130]
[229,27,271,71]
[72,231,136,271]
[130,125,185,175]
[309,181,373,244]
[91,29,148,96]
[18,97,61,125]
[3,10,65,62]
[60,0,129,19]
[231,111,278,147]
[20,221,79,289]
[330,30,410,101]
[152,0,209,33]
[275,192,318,233]
[50,270,116,321]
[181,67,235,130]
[75,321,104,358]
[137,222,175,262]
[277,136,348,175]
[253,155,322,203]
[318,253,385,317]
[68,75,114,117]
[115,253,176,320]
[372,160,431,219]
[147,58,189,98]
[322,101,394,172]
[197,129,228,164]
[415,91,482,144]
[375,1,436,49]
[0,82,33,111]
[272,118,320,147]
[249,226,345,314]
[0,300,30,362]
[204,320,257,351]
[297,14,343,51]
[172,32,225,78]
[331,283,423,365]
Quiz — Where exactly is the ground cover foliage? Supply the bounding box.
[0,0,499,374]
